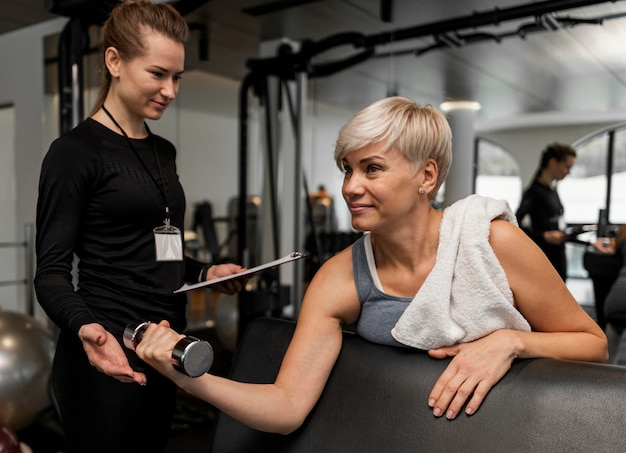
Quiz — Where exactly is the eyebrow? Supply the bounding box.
[151,65,185,75]
[342,155,386,165]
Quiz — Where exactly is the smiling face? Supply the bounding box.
[341,143,423,233]
[334,98,453,205]
[107,29,185,124]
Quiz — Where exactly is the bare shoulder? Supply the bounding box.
[488,219,540,262]
[489,219,526,244]
[300,244,360,325]
[488,219,574,316]
[487,218,561,295]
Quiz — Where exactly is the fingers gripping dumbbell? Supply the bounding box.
[123,321,214,378]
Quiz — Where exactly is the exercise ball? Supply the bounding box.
[0,422,20,453]
[0,311,55,431]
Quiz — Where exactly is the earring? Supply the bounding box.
[420,189,426,195]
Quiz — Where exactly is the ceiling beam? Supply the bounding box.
[245,0,621,78]
[365,0,620,46]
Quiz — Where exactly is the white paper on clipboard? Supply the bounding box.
[174,251,307,293]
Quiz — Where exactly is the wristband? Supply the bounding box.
[199,264,212,282]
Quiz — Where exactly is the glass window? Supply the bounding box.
[477,125,625,304]
[475,139,522,212]
[560,134,609,282]
[560,133,608,224]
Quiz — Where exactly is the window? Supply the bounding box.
[475,139,522,212]
[567,123,626,226]
[476,127,625,306]
[560,133,608,225]
[564,124,626,284]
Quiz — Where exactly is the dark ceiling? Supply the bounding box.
[3,0,626,125]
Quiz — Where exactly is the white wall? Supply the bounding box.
[0,106,18,311]
[0,17,67,318]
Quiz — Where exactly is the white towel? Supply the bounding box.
[391,194,531,350]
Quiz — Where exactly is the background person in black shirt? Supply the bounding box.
[516,143,577,281]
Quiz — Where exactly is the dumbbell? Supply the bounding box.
[123,321,214,378]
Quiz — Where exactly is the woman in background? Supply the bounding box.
[515,143,577,281]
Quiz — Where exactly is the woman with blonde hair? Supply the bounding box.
[136,96,606,435]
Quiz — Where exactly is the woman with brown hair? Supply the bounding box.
[34,1,243,451]
[515,143,577,281]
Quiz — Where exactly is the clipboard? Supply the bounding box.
[174,251,307,293]
[565,224,596,242]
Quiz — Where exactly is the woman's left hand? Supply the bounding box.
[79,323,147,385]
[427,329,519,419]
[204,263,248,295]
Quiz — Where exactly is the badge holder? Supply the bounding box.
[154,219,183,262]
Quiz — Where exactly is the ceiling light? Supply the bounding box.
[439,101,481,112]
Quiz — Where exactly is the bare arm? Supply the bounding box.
[136,247,360,434]
[491,219,607,362]
[428,220,607,420]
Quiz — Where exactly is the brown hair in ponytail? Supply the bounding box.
[90,0,189,116]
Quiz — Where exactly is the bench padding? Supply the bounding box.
[211,317,626,453]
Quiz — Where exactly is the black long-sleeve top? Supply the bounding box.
[34,119,204,340]
[515,179,566,278]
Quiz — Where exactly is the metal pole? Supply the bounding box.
[237,73,255,267]
[292,72,306,317]
[24,223,35,317]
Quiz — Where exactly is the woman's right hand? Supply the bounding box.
[543,229,566,245]
[78,323,147,385]
[134,320,187,381]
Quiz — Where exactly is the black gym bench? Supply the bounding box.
[211,317,626,453]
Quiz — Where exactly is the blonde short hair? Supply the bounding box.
[334,97,452,196]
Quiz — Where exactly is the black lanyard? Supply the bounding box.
[101,105,171,221]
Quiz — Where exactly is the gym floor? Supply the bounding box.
[16,323,234,453]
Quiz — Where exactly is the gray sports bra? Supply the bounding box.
[352,233,412,347]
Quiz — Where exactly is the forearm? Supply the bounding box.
[36,141,95,334]
[34,273,96,334]
[511,329,608,363]
[427,326,608,420]
[173,373,308,434]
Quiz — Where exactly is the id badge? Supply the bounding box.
[154,224,183,261]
